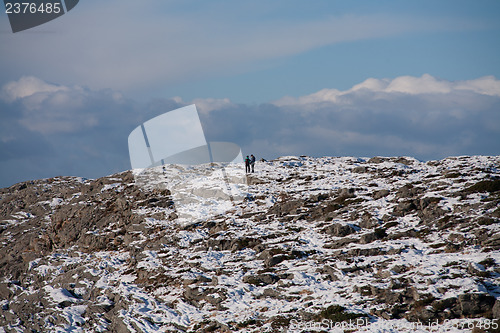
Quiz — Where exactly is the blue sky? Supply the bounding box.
[1,0,500,187]
[157,0,500,102]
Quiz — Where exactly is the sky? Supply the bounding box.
[1,0,500,187]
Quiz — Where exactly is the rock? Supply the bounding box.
[324,223,357,237]
[368,157,387,164]
[324,237,357,249]
[458,293,495,316]
[463,179,500,194]
[265,254,288,267]
[0,283,14,300]
[183,286,206,307]
[492,299,500,319]
[1,156,499,332]
[261,288,282,299]
[267,199,303,217]
[393,157,415,166]
[391,265,408,274]
[360,228,387,244]
[392,200,417,216]
[482,233,500,250]
[359,213,380,229]
[353,166,367,173]
[206,237,261,252]
[396,184,424,198]
[108,317,130,333]
[246,176,266,185]
[243,274,280,286]
[347,247,387,257]
[317,265,340,281]
[338,188,356,199]
[373,189,390,199]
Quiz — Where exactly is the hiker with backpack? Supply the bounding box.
[250,154,256,173]
[245,155,251,173]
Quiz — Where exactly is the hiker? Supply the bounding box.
[250,154,256,173]
[245,155,251,173]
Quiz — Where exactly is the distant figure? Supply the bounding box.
[245,155,251,173]
[250,154,256,173]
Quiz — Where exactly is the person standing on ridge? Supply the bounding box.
[250,154,256,173]
[245,155,251,173]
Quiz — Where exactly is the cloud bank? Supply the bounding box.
[1,74,499,187]
[202,74,500,159]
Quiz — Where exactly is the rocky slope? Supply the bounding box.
[0,155,499,332]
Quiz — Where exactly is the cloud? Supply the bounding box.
[274,74,500,106]
[198,74,500,160]
[1,76,69,102]
[0,77,184,187]
[1,77,124,135]
[192,98,233,114]
[1,74,499,188]
[0,0,490,94]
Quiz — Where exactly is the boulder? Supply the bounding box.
[458,293,495,316]
[324,223,357,237]
[243,273,280,286]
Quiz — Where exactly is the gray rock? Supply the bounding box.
[317,265,340,281]
[267,199,304,217]
[1,156,499,332]
[324,223,357,237]
[373,189,390,199]
[360,228,386,244]
[338,188,356,199]
[265,254,288,267]
[243,274,280,286]
[324,237,357,249]
[368,157,387,164]
[353,166,367,173]
[396,184,424,198]
[392,200,417,216]
[261,288,283,299]
[492,299,500,319]
[359,212,380,229]
[458,293,495,316]
[482,233,500,250]
[108,317,130,333]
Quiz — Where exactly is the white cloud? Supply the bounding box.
[191,98,233,113]
[384,74,500,96]
[1,76,69,102]
[200,74,500,160]
[385,74,452,94]
[351,78,390,92]
[274,74,500,106]
[1,77,124,135]
[454,76,500,96]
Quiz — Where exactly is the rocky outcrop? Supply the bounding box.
[0,155,499,332]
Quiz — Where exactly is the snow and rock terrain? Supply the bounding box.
[1,155,499,332]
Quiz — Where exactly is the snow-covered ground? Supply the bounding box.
[0,155,499,332]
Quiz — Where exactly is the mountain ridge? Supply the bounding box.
[1,155,499,332]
